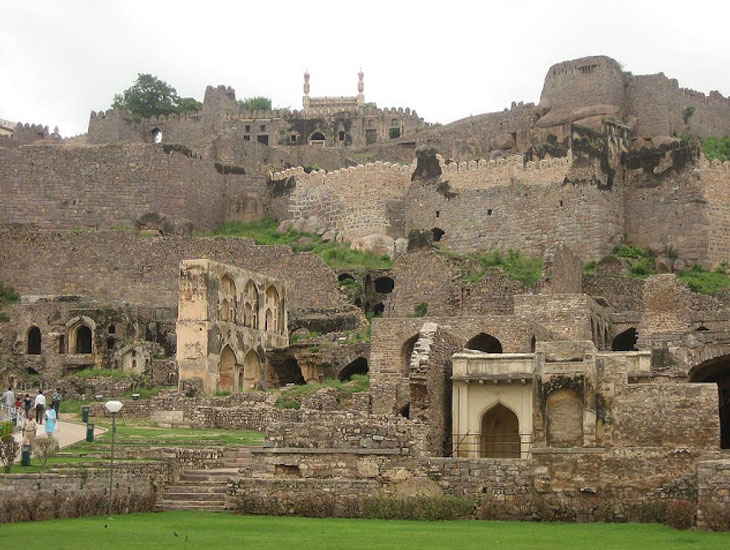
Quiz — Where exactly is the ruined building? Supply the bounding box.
[2,55,730,524]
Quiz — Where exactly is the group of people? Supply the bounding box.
[2,386,62,443]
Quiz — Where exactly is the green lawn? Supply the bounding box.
[1,511,729,549]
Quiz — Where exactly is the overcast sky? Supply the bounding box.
[3,1,730,137]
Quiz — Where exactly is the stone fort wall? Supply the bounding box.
[279,162,412,240]
[0,225,350,317]
[0,143,234,232]
[405,154,623,259]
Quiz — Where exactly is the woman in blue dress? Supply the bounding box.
[44,406,57,437]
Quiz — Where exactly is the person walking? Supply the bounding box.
[23,393,32,419]
[23,417,37,447]
[34,390,46,424]
[44,406,57,438]
[52,388,63,417]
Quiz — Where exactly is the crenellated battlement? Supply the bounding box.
[272,160,413,183]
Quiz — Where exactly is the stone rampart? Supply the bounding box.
[0,143,228,232]
[0,226,350,316]
[275,162,412,240]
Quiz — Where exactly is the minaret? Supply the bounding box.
[303,69,311,110]
[357,68,364,107]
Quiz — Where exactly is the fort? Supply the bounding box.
[2,55,730,528]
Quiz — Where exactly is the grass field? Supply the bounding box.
[1,511,729,549]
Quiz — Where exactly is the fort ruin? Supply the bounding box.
[2,55,730,526]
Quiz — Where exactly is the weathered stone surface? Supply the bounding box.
[350,234,395,258]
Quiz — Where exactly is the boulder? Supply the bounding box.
[495,133,515,150]
[654,257,673,274]
[394,238,409,258]
[302,216,325,234]
[321,229,336,242]
[276,219,294,234]
[350,234,395,258]
[673,259,687,272]
[292,218,306,232]
[537,97,552,117]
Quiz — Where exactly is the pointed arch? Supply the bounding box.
[612,328,637,351]
[242,349,262,392]
[220,274,237,322]
[27,326,41,355]
[243,279,259,329]
[689,354,730,449]
[401,334,419,375]
[480,402,520,458]
[265,285,280,333]
[338,357,369,381]
[218,345,237,393]
[466,333,502,353]
[66,316,95,355]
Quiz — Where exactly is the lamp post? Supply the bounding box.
[104,400,123,519]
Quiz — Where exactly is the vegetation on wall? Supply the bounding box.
[274,374,369,409]
[205,218,394,270]
[0,283,19,322]
[438,248,543,287]
[697,136,730,162]
[111,74,202,121]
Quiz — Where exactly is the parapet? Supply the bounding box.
[11,122,54,144]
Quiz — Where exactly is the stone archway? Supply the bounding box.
[243,349,262,392]
[612,328,638,351]
[401,335,419,375]
[218,345,237,393]
[689,355,730,449]
[27,326,41,355]
[338,357,368,381]
[480,403,520,458]
[466,333,502,353]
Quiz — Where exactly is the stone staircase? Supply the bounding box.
[156,446,255,511]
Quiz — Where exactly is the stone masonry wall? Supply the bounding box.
[0,144,228,232]
[0,226,349,316]
[279,162,412,240]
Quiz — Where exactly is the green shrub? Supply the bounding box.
[274,376,369,410]
[362,495,475,520]
[698,136,730,162]
[582,260,597,275]
[449,248,542,287]
[412,302,428,317]
[678,264,730,295]
[683,106,696,125]
[629,257,655,278]
[214,389,231,397]
[613,244,655,260]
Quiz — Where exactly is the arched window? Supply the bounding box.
[374,277,394,294]
[265,286,280,333]
[480,403,520,458]
[220,275,237,322]
[151,128,162,143]
[546,388,583,447]
[612,328,638,351]
[243,280,259,329]
[75,325,92,354]
[27,326,41,355]
[466,333,502,353]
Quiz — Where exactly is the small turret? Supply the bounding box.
[357,68,364,107]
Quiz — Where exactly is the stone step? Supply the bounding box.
[164,485,227,495]
[162,491,226,502]
[155,501,227,511]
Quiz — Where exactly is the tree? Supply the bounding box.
[111,74,201,121]
[238,96,272,111]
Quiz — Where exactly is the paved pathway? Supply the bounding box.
[12,419,106,452]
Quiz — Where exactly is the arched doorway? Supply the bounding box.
[75,325,92,354]
[27,326,41,355]
[466,333,502,353]
[401,335,419,375]
[243,349,261,392]
[612,328,637,351]
[309,131,326,146]
[338,357,369,381]
[690,355,730,449]
[218,345,236,393]
[546,388,583,447]
[480,403,520,458]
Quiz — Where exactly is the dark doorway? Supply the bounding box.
[431,228,445,242]
[690,356,730,449]
[374,276,394,294]
[466,333,502,353]
[338,357,369,381]
[76,325,92,354]
[612,328,638,351]
[27,327,41,355]
[480,403,520,458]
